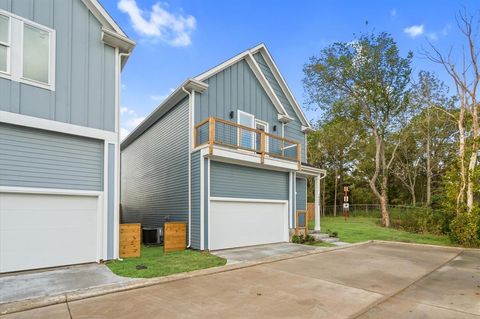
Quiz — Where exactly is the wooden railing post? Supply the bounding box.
[208,117,215,155]
[260,132,265,164]
[297,143,301,169]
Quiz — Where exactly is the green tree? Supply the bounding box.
[304,32,412,227]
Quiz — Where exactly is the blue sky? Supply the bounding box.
[100,0,479,139]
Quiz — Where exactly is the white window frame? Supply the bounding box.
[255,119,269,153]
[0,13,11,75]
[0,9,55,91]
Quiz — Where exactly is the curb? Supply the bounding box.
[0,241,370,315]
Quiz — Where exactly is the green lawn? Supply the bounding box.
[310,217,454,246]
[107,245,227,278]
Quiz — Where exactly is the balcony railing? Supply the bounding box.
[194,117,301,167]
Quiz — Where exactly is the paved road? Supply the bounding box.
[2,242,479,319]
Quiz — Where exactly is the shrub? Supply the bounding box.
[449,209,480,247]
[292,234,316,244]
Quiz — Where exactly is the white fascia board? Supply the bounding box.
[278,114,294,123]
[251,45,312,129]
[299,166,327,177]
[102,28,136,53]
[121,79,208,150]
[194,49,290,118]
[301,125,316,134]
[0,111,117,143]
[82,0,127,37]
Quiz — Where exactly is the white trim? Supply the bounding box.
[200,153,205,250]
[0,186,103,196]
[0,13,11,75]
[103,141,109,260]
[237,110,255,149]
[81,0,127,37]
[255,118,269,152]
[207,158,211,250]
[0,10,56,91]
[288,171,293,228]
[198,145,299,171]
[251,45,312,128]
[314,175,321,232]
[293,171,297,228]
[194,49,289,117]
[0,111,118,142]
[210,197,288,205]
[297,176,308,213]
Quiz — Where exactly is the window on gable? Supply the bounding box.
[23,24,50,84]
[0,14,9,73]
[0,10,55,90]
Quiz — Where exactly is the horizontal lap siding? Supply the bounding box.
[190,151,201,249]
[210,161,288,200]
[0,123,103,190]
[296,178,307,211]
[121,99,190,232]
[253,53,306,162]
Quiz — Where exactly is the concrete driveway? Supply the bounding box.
[211,242,323,264]
[2,242,479,319]
[0,264,134,304]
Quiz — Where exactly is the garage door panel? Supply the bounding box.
[210,200,288,250]
[0,193,99,273]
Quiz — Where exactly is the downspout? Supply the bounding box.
[182,86,192,248]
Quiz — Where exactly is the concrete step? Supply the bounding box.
[332,241,350,246]
[320,237,340,243]
[310,233,330,240]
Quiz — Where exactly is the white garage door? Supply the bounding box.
[0,193,99,273]
[209,199,288,250]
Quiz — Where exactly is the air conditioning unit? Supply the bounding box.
[142,227,162,245]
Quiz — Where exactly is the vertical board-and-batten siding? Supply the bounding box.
[0,123,104,190]
[190,151,201,249]
[121,98,190,232]
[107,143,115,259]
[253,53,306,162]
[0,0,116,131]
[296,178,307,211]
[194,59,283,141]
[210,161,289,200]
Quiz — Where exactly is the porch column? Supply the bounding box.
[314,174,321,232]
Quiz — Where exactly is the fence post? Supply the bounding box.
[260,132,265,164]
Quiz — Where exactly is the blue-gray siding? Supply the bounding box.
[203,158,209,249]
[253,53,306,162]
[194,59,283,143]
[0,0,116,131]
[296,178,307,211]
[107,143,115,259]
[121,98,190,230]
[190,151,201,250]
[0,123,103,190]
[210,161,288,200]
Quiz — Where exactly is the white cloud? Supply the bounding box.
[390,9,397,17]
[118,0,196,46]
[151,88,175,103]
[120,106,146,140]
[441,24,451,36]
[403,24,424,38]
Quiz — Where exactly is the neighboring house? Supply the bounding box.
[0,0,135,273]
[121,44,325,251]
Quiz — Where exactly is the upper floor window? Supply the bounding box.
[0,10,55,90]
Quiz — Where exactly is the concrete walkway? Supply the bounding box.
[0,264,135,304]
[2,242,479,319]
[211,242,322,264]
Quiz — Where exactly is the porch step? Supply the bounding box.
[310,233,330,241]
[332,241,350,246]
[320,237,340,243]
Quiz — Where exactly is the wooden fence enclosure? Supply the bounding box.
[119,223,141,258]
[164,222,187,253]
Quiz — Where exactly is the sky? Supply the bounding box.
[99,0,479,139]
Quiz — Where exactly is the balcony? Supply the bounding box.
[194,117,301,168]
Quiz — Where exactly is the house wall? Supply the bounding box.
[296,177,307,211]
[121,98,190,230]
[190,150,201,250]
[0,123,104,191]
[194,59,283,141]
[253,53,306,162]
[0,0,117,132]
[210,161,289,200]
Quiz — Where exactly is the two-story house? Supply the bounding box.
[0,0,134,272]
[121,44,325,251]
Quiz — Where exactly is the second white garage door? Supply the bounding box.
[0,193,99,273]
[209,198,289,250]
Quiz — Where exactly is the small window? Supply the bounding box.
[23,24,50,84]
[0,14,10,73]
